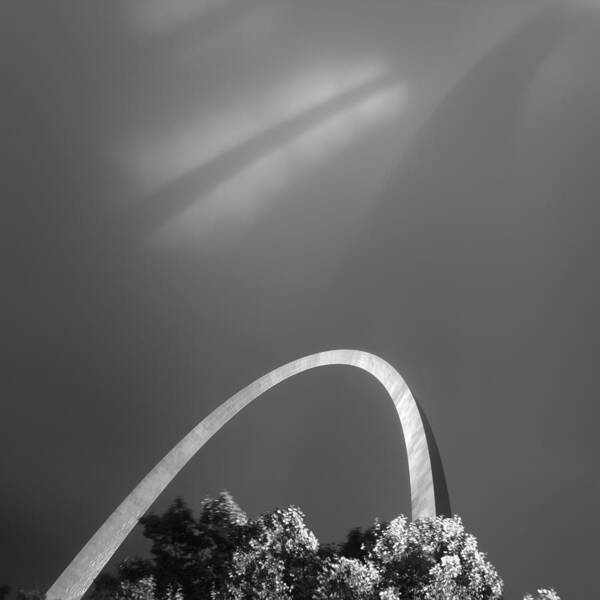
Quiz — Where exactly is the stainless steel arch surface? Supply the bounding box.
[47,349,450,600]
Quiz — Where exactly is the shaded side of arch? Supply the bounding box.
[46,349,450,600]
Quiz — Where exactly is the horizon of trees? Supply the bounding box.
[5,492,560,600]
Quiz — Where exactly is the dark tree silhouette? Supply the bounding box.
[93,492,247,600]
[340,523,386,560]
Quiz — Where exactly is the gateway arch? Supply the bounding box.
[47,349,451,600]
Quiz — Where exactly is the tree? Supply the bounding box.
[15,591,44,600]
[313,556,379,600]
[138,496,197,599]
[140,492,247,600]
[92,492,247,600]
[193,491,248,594]
[368,515,504,600]
[523,589,561,600]
[339,523,384,561]
[114,577,157,600]
[91,492,561,600]
[214,505,319,600]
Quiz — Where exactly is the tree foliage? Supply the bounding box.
[213,505,319,600]
[88,492,561,600]
[90,492,245,600]
[523,589,561,600]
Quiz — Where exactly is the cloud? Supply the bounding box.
[126,0,233,35]
[148,75,407,248]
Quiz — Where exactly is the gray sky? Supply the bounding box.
[2,2,600,598]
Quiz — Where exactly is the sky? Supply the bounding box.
[2,1,600,598]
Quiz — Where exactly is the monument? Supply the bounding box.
[47,349,450,600]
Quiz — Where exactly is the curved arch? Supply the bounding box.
[46,349,450,600]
